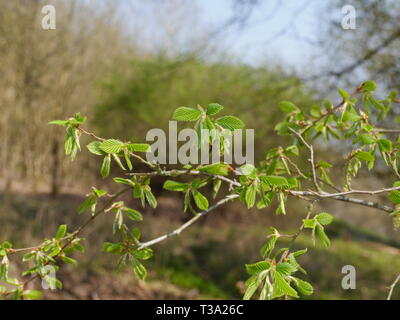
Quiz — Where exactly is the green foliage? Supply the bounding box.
[3,80,399,300]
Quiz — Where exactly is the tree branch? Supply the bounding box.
[138,194,239,249]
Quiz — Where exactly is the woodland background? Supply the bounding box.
[1,0,400,299]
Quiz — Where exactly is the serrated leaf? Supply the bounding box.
[99,139,124,154]
[260,236,277,258]
[293,278,313,296]
[206,103,224,116]
[173,107,202,121]
[276,262,297,276]
[246,261,271,275]
[272,270,298,298]
[243,275,261,300]
[215,116,244,131]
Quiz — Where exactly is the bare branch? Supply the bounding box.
[388,273,400,300]
[138,194,239,249]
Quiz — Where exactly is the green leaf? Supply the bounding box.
[132,258,147,280]
[55,225,67,240]
[192,190,209,210]
[260,236,277,258]
[163,180,189,192]
[60,256,77,266]
[22,289,43,300]
[99,139,124,154]
[127,144,151,153]
[198,163,229,176]
[262,176,289,188]
[212,179,222,199]
[245,185,257,209]
[144,189,157,208]
[123,207,143,221]
[112,154,126,170]
[360,81,377,93]
[246,261,271,275]
[378,139,392,153]
[215,116,245,131]
[388,190,400,204]
[240,164,256,176]
[92,188,106,198]
[86,141,104,156]
[22,252,36,262]
[303,219,316,229]
[173,107,202,121]
[316,224,330,248]
[243,275,261,300]
[124,150,133,170]
[293,278,313,296]
[338,88,350,99]
[78,196,96,214]
[133,248,153,260]
[49,120,69,126]
[279,101,300,113]
[100,154,111,178]
[355,151,374,162]
[102,242,123,254]
[272,270,298,298]
[276,262,297,276]
[315,212,333,225]
[206,103,224,116]
[113,177,134,186]
[317,161,332,168]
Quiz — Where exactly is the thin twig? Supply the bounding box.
[387,273,400,300]
[138,194,239,249]
[289,128,321,191]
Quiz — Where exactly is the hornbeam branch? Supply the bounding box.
[138,194,239,249]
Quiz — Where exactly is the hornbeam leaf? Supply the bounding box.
[99,139,124,154]
[206,103,224,116]
[215,116,244,131]
[100,154,111,178]
[173,107,202,121]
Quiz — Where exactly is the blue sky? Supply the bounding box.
[117,0,333,71]
[197,0,323,66]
